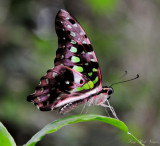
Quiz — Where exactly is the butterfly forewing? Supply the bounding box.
[55,9,102,89]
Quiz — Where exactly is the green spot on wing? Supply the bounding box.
[70,47,77,53]
[71,56,80,63]
[80,81,94,90]
[93,77,98,84]
[73,66,83,72]
[76,87,83,91]
[88,72,92,76]
[88,81,94,88]
[92,68,97,72]
[82,83,90,90]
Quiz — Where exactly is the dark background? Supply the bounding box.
[0,0,160,145]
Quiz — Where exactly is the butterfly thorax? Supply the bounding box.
[88,87,113,105]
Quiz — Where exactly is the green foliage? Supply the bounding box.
[0,122,16,146]
[86,0,118,13]
[0,115,144,146]
[23,114,143,146]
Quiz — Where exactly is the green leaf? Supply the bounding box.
[24,114,144,146]
[0,121,16,146]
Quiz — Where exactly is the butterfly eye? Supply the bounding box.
[108,89,113,95]
[80,79,84,84]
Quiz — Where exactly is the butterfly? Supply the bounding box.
[27,9,116,116]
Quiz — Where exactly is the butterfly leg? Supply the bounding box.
[104,106,111,118]
[82,98,94,114]
[80,102,87,114]
[99,100,119,120]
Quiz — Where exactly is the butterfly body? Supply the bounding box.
[27,9,113,114]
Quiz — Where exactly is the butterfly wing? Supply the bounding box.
[27,9,103,113]
[27,65,95,111]
[55,9,102,90]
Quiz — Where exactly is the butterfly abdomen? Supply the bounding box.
[59,98,87,114]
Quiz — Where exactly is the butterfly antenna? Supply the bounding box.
[110,74,139,87]
[110,70,128,84]
[119,70,128,79]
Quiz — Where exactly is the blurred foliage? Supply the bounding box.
[86,0,118,14]
[0,0,160,146]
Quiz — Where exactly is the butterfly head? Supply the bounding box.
[102,86,114,99]
[100,74,139,100]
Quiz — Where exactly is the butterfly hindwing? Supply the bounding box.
[27,65,94,111]
[55,9,102,89]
